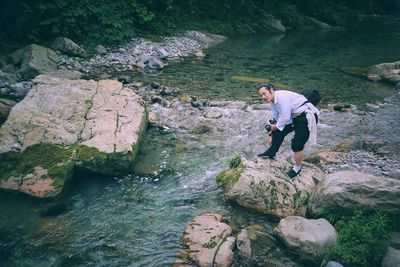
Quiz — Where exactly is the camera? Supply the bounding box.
[264,119,277,132]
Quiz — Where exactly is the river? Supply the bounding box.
[1,20,400,266]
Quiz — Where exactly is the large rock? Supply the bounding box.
[367,61,400,84]
[381,247,400,267]
[49,37,86,57]
[0,75,147,198]
[175,213,235,267]
[273,216,337,264]
[11,44,60,80]
[0,98,17,123]
[308,171,400,217]
[216,156,324,217]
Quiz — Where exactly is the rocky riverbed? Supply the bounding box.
[1,29,400,267]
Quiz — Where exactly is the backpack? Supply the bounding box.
[300,88,322,106]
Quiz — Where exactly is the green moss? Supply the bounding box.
[216,166,244,190]
[0,143,75,188]
[294,191,310,207]
[228,153,242,169]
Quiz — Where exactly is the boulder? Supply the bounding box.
[216,156,324,218]
[0,74,147,198]
[95,45,107,55]
[175,213,235,267]
[49,37,86,57]
[367,61,400,84]
[0,98,17,123]
[308,171,400,217]
[236,229,252,258]
[381,247,400,267]
[11,44,60,80]
[273,216,337,263]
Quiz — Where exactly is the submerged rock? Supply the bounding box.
[216,156,324,218]
[175,213,235,267]
[0,74,147,198]
[308,171,400,217]
[273,216,337,264]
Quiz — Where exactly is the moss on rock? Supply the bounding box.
[0,143,75,189]
[216,166,244,190]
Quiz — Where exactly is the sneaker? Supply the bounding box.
[257,150,275,159]
[286,168,301,178]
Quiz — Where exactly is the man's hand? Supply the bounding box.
[268,135,272,146]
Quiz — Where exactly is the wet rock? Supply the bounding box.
[237,229,252,258]
[151,95,164,104]
[0,98,17,123]
[0,75,147,198]
[150,82,160,89]
[332,103,351,112]
[308,171,400,217]
[95,45,107,55]
[195,51,205,58]
[381,247,400,267]
[156,47,169,59]
[395,82,400,90]
[273,216,337,264]
[142,56,165,69]
[176,213,235,267]
[11,44,60,80]
[118,76,133,84]
[191,100,201,108]
[160,86,179,96]
[367,61,400,84]
[49,37,86,57]
[216,156,324,218]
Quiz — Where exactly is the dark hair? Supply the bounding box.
[257,83,274,91]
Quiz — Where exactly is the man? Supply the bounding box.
[257,83,319,178]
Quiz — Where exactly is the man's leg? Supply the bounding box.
[287,115,309,177]
[258,124,293,158]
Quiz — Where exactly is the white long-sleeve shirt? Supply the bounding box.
[271,90,319,131]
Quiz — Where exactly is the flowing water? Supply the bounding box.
[1,21,400,267]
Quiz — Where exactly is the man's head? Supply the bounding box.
[258,83,275,103]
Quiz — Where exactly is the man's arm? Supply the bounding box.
[275,98,292,131]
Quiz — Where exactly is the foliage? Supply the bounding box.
[228,153,242,169]
[325,209,390,267]
[0,0,399,51]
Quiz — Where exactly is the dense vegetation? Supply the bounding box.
[324,209,398,267]
[0,0,399,51]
